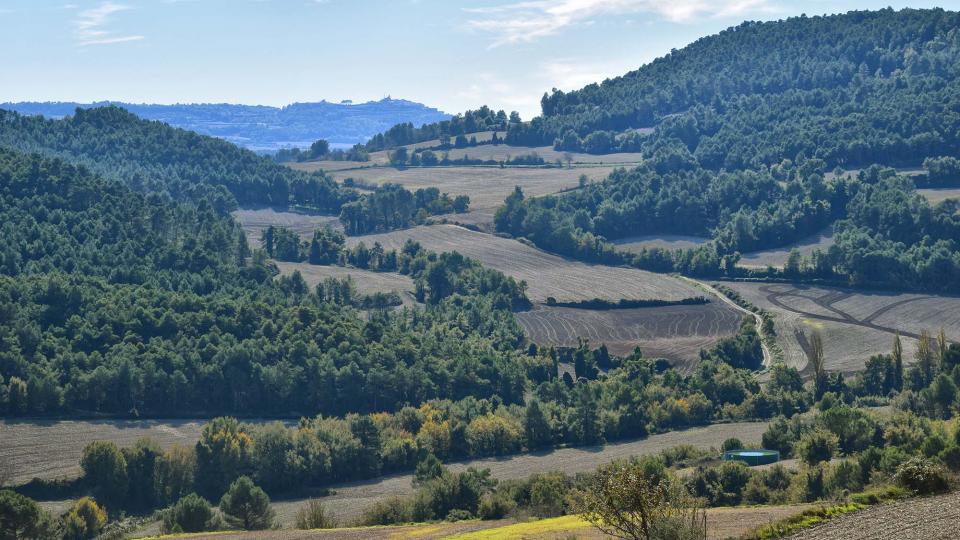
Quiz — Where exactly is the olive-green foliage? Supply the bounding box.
[63,497,107,540]
[796,428,839,465]
[219,476,275,530]
[162,493,214,534]
[0,490,58,540]
[80,441,128,505]
[893,457,951,495]
[295,499,336,530]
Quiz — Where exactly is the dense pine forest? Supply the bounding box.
[488,8,960,292]
[6,7,960,539]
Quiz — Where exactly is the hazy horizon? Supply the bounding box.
[1,1,957,119]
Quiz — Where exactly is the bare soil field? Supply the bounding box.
[327,165,617,219]
[516,303,742,369]
[232,207,342,246]
[738,227,835,269]
[345,225,702,303]
[614,234,712,253]
[719,281,960,374]
[0,418,209,484]
[917,187,960,204]
[273,262,416,305]
[786,491,960,540]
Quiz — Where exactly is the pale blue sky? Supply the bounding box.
[1,0,957,118]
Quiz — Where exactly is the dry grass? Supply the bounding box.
[614,234,712,253]
[718,281,960,375]
[516,302,742,370]
[785,490,960,539]
[737,227,836,269]
[917,187,960,205]
[273,262,416,305]
[328,166,618,215]
[345,225,702,303]
[435,145,645,165]
[232,208,342,247]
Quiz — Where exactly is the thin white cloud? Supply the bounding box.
[466,0,778,47]
[74,2,144,46]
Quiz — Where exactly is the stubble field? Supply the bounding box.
[273,262,416,305]
[346,224,702,303]
[232,207,342,246]
[719,281,960,374]
[516,302,742,368]
[737,226,836,269]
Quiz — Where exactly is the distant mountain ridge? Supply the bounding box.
[1,97,450,152]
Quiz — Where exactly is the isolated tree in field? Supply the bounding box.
[571,462,706,540]
[0,490,58,540]
[892,333,904,391]
[219,476,274,530]
[807,331,826,399]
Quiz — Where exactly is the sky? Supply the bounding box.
[1,0,958,118]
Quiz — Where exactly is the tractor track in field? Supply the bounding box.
[760,285,933,342]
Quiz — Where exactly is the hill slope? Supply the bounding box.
[1,98,449,152]
[0,106,348,210]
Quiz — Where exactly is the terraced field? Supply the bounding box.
[273,262,416,304]
[232,207,342,246]
[346,225,702,303]
[720,281,960,374]
[516,302,742,368]
[738,226,836,269]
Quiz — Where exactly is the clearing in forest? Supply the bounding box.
[737,226,836,269]
[516,302,742,369]
[273,261,416,304]
[614,234,712,253]
[345,225,701,303]
[232,207,342,246]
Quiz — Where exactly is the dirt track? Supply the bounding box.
[786,491,960,539]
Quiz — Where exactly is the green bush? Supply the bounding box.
[162,493,214,533]
[445,508,474,522]
[796,429,838,465]
[721,438,744,452]
[477,493,515,520]
[893,458,951,495]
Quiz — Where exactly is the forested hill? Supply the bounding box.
[0,106,351,211]
[494,8,960,292]
[1,98,449,152]
[512,8,960,168]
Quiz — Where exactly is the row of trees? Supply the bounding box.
[339,184,468,235]
[364,106,518,151]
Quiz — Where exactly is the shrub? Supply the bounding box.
[295,499,336,529]
[445,508,475,522]
[796,429,838,465]
[721,438,744,452]
[894,458,951,495]
[162,493,214,533]
[939,445,960,471]
[477,492,515,520]
[848,485,908,505]
[63,497,107,540]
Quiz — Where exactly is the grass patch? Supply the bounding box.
[446,515,592,539]
[745,503,865,539]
